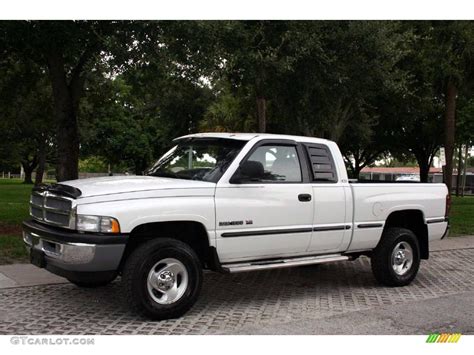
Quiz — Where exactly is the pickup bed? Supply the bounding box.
[23,133,449,319]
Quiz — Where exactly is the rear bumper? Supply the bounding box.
[22,219,127,281]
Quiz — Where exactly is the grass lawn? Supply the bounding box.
[0,179,32,225]
[0,235,28,264]
[0,179,32,264]
[450,195,474,236]
[0,178,473,264]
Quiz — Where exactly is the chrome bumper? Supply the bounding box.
[24,231,97,265]
[22,220,127,273]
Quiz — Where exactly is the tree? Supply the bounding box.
[209,21,310,133]
[0,21,145,181]
[272,21,410,177]
[0,52,54,184]
[428,22,474,192]
[385,24,446,183]
[80,54,213,173]
[456,96,474,194]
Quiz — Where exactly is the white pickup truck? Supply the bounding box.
[23,133,449,320]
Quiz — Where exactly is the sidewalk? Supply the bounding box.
[430,234,474,251]
[0,263,67,289]
[0,235,473,290]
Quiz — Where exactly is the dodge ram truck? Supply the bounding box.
[23,133,450,320]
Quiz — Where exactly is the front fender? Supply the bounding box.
[76,196,216,235]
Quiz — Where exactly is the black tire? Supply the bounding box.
[122,238,202,320]
[68,276,116,288]
[371,227,420,287]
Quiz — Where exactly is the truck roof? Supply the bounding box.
[175,132,333,144]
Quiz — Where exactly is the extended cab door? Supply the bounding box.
[304,142,352,253]
[215,139,314,263]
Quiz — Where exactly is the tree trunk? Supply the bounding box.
[351,153,362,180]
[35,141,46,186]
[23,167,33,184]
[418,161,430,183]
[455,144,463,196]
[55,100,79,182]
[444,80,457,194]
[47,50,82,182]
[21,158,38,185]
[256,97,266,133]
[353,165,363,180]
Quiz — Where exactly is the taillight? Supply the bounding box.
[445,194,451,217]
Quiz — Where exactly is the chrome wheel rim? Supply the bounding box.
[391,241,413,276]
[147,258,188,305]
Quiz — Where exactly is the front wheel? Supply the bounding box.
[371,227,420,287]
[122,238,202,320]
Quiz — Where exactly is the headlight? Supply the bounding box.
[76,215,120,233]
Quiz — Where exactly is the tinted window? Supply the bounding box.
[243,145,302,182]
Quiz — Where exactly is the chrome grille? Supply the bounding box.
[44,197,71,211]
[30,192,73,228]
[31,194,43,206]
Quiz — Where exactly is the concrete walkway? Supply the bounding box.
[430,234,474,251]
[0,263,67,289]
[0,235,472,290]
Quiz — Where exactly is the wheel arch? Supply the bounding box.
[383,209,429,259]
[119,220,213,270]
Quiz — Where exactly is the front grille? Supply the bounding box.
[30,192,73,228]
[45,197,71,211]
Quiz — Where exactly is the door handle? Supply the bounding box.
[298,193,312,202]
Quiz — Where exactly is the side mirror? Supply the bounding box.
[230,160,264,183]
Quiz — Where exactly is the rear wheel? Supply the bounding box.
[122,238,202,320]
[371,227,420,287]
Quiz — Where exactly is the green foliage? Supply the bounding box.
[78,157,109,173]
[1,21,474,181]
[0,53,55,175]
[457,97,474,144]
[200,84,256,132]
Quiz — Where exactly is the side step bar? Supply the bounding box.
[223,254,350,273]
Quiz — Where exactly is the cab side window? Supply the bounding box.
[242,145,302,183]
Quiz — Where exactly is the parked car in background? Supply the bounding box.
[396,175,421,182]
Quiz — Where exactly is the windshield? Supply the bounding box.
[147,138,246,182]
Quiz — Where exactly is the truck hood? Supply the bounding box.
[60,175,216,198]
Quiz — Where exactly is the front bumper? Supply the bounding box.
[22,219,128,282]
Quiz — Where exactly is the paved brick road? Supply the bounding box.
[0,248,473,335]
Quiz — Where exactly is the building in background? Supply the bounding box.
[359,167,474,195]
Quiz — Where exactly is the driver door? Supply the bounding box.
[215,140,314,263]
